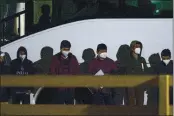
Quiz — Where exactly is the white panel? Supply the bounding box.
[1,19,173,63]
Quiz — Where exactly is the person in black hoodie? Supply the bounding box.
[155,49,173,105]
[0,52,11,103]
[10,46,35,104]
[147,53,161,106]
[114,44,131,105]
[156,49,173,75]
[75,48,95,104]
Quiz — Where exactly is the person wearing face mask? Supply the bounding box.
[88,43,117,105]
[126,40,148,106]
[156,49,173,75]
[49,40,79,104]
[155,49,173,105]
[10,46,35,104]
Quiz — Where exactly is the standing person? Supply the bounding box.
[75,48,95,104]
[88,43,117,105]
[0,52,11,103]
[127,40,148,106]
[49,40,80,104]
[156,49,173,105]
[114,44,131,105]
[10,46,35,104]
[156,49,173,75]
[147,53,161,106]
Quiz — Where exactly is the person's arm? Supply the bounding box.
[49,56,58,75]
[10,61,15,74]
[110,60,117,74]
[88,60,95,75]
[141,57,148,73]
[71,56,80,75]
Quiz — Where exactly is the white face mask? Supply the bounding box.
[163,59,170,65]
[135,48,141,54]
[62,51,70,58]
[99,52,107,59]
[20,55,26,60]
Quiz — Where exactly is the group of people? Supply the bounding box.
[0,40,173,106]
[28,0,161,34]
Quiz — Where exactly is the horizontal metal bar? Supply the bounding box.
[0,75,158,87]
[0,10,26,24]
[0,104,158,116]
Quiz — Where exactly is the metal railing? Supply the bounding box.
[0,75,173,116]
[0,10,26,46]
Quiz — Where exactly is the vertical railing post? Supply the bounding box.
[159,75,170,115]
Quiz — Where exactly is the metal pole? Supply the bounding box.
[159,75,170,115]
[18,15,21,36]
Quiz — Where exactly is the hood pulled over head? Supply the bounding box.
[17,46,27,59]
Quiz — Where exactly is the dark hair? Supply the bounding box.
[161,49,171,57]
[97,43,107,52]
[60,40,71,49]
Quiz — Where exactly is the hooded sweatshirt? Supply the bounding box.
[10,47,34,94]
[128,40,148,74]
[127,41,148,105]
[115,44,131,74]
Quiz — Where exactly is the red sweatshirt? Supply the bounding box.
[50,53,79,75]
[88,57,117,74]
[49,53,80,91]
[88,57,117,94]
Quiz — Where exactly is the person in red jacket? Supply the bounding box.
[49,40,80,104]
[88,43,117,105]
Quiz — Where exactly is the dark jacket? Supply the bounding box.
[156,60,173,75]
[147,53,161,74]
[10,47,35,94]
[128,41,148,74]
[115,44,131,74]
[0,63,10,102]
[126,41,148,105]
[0,52,11,102]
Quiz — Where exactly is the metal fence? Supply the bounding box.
[0,75,173,116]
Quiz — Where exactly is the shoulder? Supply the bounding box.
[140,57,146,62]
[115,60,121,66]
[89,58,97,65]
[51,55,59,61]
[70,54,77,60]
[106,57,115,63]
[26,59,33,64]
[11,59,18,64]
